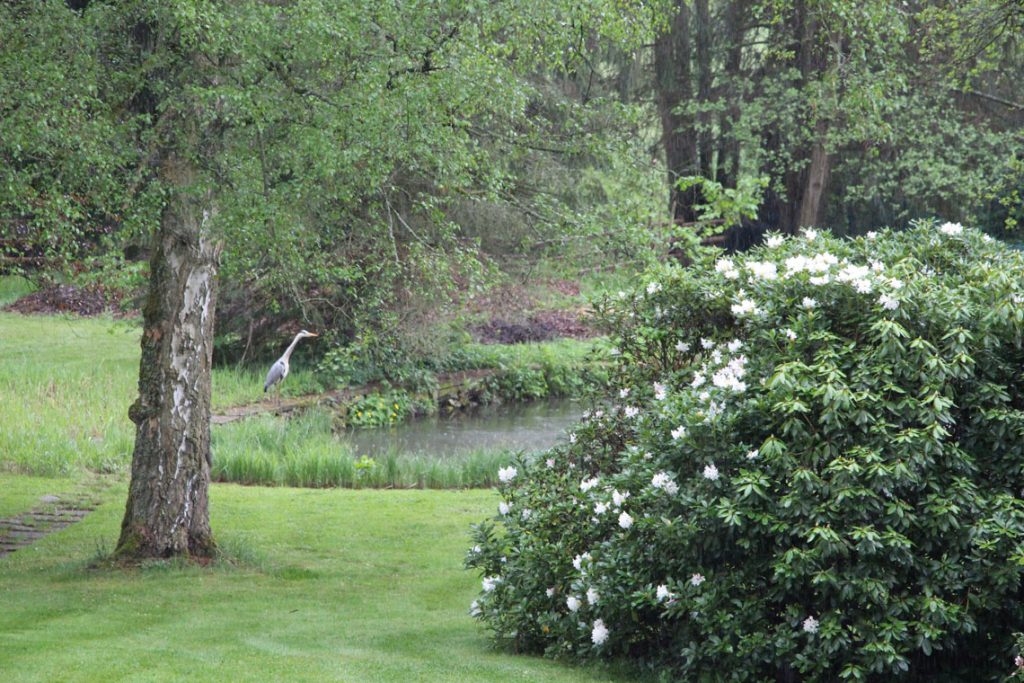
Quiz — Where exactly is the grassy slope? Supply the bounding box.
[0,312,321,474]
[0,481,634,683]
[0,313,589,480]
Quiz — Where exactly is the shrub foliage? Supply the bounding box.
[468,223,1024,681]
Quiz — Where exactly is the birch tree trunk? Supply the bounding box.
[115,148,220,560]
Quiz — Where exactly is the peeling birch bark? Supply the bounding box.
[115,150,220,560]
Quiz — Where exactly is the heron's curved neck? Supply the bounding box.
[281,333,304,361]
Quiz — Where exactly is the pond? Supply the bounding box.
[340,398,585,459]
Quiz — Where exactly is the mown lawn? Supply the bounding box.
[1,480,637,682]
[0,310,636,681]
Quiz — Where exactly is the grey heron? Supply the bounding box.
[264,330,319,399]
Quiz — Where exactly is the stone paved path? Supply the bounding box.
[0,485,106,558]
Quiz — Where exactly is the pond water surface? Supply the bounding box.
[340,398,585,459]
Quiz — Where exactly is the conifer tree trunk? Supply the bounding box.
[115,147,220,560]
[655,0,702,224]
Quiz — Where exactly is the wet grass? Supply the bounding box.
[0,478,640,683]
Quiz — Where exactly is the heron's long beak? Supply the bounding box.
[308,332,319,337]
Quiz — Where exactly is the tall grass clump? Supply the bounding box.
[211,409,516,488]
[469,223,1024,681]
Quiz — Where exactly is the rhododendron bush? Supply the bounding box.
[467,223,1024,680]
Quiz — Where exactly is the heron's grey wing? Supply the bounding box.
[264,360,286,391]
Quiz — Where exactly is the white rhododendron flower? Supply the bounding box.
[546,458,555,468]
[731,297,758,316]
[619,387,630,398]
[546,587,555,597]
[766,234,784,248]
[702,463,720,481]
[482,576,501,592]
[647,281,662,294]
[784,328,797,341]
[939,221,963,235]
[837,263,870,283]
[497,466,517,483]
[567,595,581,612]
[653,382,667,400]
[624,405,639,418]
[879,293,899,310]
[671,425,687,440]
[802,227,819,241]
[569,432,577,444]
[802,297,817,309]
[853,279,873,294]
[746,449,759,460]
[651,471,678,494]
[866,231,878,240]
[612,490,630,507]
[572,553,591,571]
[587,587,600,605]
[656,584,673,601]
[727,339,743,353]
[675,340,691,352]
[747,260,778,280]
[803,616,819,633]
[591,619,609,645]
[618,511,634,529]
[580,477,599,492]
[690,573,705,586]
[498,501,511,516]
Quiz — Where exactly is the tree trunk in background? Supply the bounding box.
[654,0,702,223]
[695,0,715,180]
[115,147,220,560]
[758,0,827,234]
[718,0,747,190]
[797,120,831,229]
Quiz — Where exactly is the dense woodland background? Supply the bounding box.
[1,0,1022,366]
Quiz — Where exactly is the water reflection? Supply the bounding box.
[340,398,585,459]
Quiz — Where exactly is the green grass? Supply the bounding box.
[212,410,516,488]
[0,313,139,475]
[0,479,639,682]
[442,338,599,372]
[210,365,323,410]
[0,274,37,306]
[0,473,77,518]
[0,312,318,473]
[0,312,567,486]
